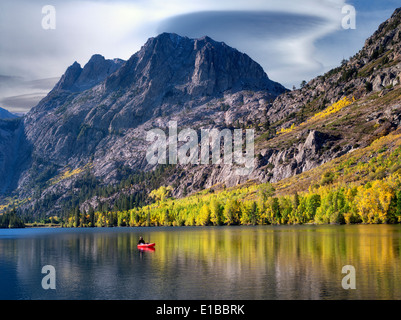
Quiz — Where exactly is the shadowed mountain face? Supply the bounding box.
[0,107,18,120]
[0,118,31,195]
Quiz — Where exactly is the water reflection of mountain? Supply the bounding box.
[1,225,401,299]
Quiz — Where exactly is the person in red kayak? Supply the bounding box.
[138,236,146,245]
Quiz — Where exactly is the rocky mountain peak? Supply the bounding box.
[52,61,82,92]
[53,54,124,93]
[20,33,286,175]
[105,32,286,97]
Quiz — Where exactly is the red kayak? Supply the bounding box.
[137,243,156,249]
[138,247,155,252]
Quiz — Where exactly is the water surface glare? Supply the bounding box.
[1,225,401,300]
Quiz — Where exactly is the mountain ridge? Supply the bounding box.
[1,8,401,219]
[52,54,125,93]
[0,107,19,120]
[1,32,287,216]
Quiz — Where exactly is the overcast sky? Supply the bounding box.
[0,0,399,113]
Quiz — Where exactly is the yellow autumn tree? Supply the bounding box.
[149,186,173,203]
[209,198,222,226]
[355,179,395,224]
[276,96,355,135]
[196,203,211,226]
[310,96,355,122]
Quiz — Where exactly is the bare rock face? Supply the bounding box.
[303,130,328,154]
[105,33,283,96]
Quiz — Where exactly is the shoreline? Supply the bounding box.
[18,222,400,229]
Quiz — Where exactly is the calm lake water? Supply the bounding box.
[1,225,401,300]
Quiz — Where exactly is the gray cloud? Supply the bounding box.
[0,76,59,113]
[1,94,46,114]
[158,11,326,39]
